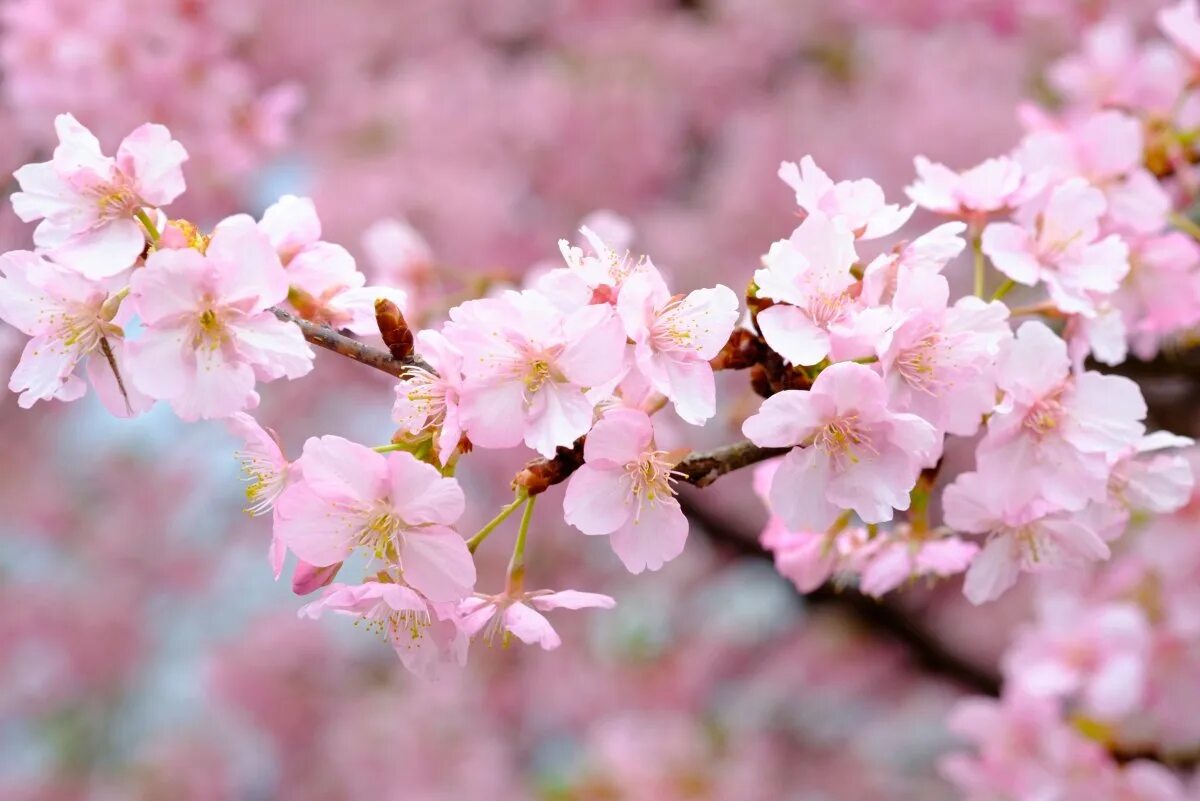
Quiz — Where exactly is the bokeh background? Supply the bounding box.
[0,2,1175,799]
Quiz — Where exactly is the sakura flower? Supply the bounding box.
[944,470,1113,604]
[11,113,187,278]
[860,222,967,307]
[125,215,314,420]
[778,156,914,240]
[1159,0,1200,65]
[275,437,475,602]
[226,412,293,577]
[361,217,433,288]
[564,409,688,574]
[981,178,1129,315]
[877,268,1011,436]
[853,527,979,598]
[260,195,406,335]
[1050,17,1186,112]
[905,155,1041,218]
[458,588,615,650]
[0,249,148,414]
[392,329,465,465]
[541,220,647,310]
[1005,600,1151,720]
[615,269,739,425]
[1016,109,1170,234]
[1106,433,1195,524]
[742,362,939,531]
[1113,232,1200,360]
[445,289,625,458]
[752,212,859,366]
[299,581,466,679]
[974,321,1147,512]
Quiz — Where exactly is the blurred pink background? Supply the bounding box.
[0,2,1167,799]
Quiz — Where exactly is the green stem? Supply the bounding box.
[1170,212,1200,242]
[372,443,407,453]
[991,278,1016,302]
[466,491,528,554]
[134,208,160,243]
[506,494,537,593]
[972,232,986,297]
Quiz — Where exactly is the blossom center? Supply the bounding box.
[236,452,285,517]
[896,331,944,395]
[813,414,876,467]
[623,450,680,519]
[358,508,402,561]
[1023,388,1065,438]
[806,292,849,327]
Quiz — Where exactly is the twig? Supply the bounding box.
[677,494,1003,696]
[271,306,431,376]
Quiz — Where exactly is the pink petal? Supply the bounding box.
[399,525,476,603]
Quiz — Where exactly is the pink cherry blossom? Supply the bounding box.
[778,156,914,240]
[563,409,688,574]
[274,437,475,603]
[1113,232,1200,361]
[1159,0,1200,65]
[361,217,434,288]
[299,581,466,679]
[1005,600,1151,720]
[752,212,860,366]
[125,215,314,420]
[742,361,939,531]
[615,269,739,425]
[0,249,149,415]
[445,289,625,458]
[542,222,649,310]
[226,412,293,578]
[973,321,1147,513]
[853,527,979,598]
[392,329,465,466]
[11,113,187,278]
[1050,17,1186,113]
[458,588,615,650]
[981,178,1129,315]
[943,470,1113,604]
[259,195,406,336]
[860,222,967,307]
[905,155,1041,217]
[877,268,1011,436]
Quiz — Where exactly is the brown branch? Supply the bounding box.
[271,306,430,377]
[514,438,788,495]
[677,494,1003,696]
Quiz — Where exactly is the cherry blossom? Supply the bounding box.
[742,362,940,531]
[563,409,689,574]
[752,211,860,366]
[458,588,616,650]
[877,268,1011,436]
[615,269,739,425]
[11,113,187,278]
[906,155,1041,218]
[973,321,1147,513]
[226,412,293,578]
[445,289,625,458]
[981,178,1129,315]
[0,249,146,414]
[1159,0,1200,65]
[778,156,914,240]
[275,437,475,603]
[299,581,466,679]
[124,215,313,420]
[391,329,465,466]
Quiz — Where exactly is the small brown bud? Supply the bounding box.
[512,438,586,496]
[375,298,414,362]
[710,328,766,371]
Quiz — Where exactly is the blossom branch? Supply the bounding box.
[270,305,431,376]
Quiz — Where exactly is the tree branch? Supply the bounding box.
[677,494,1003,696]
[271,306,430,376]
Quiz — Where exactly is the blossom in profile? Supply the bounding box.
[299,581,466,679]
[458,588,615,650]
[906,155,1041,217]
[11,113,187,277]
[778,156,914,239]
